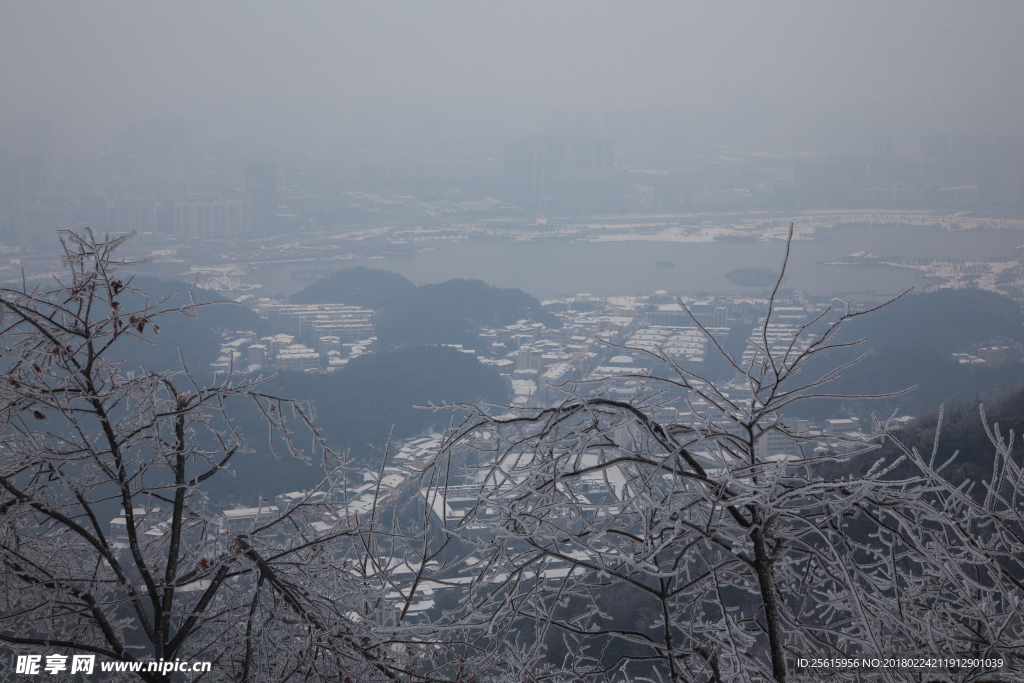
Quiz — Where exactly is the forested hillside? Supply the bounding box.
[288,266,415,309]
[66,274,513,500]
[796,288,1024,418]
[290,266,559,347]
[824,383,1024,500]
[90,276,268,374]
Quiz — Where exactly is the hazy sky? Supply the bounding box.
[2,1,1022,147]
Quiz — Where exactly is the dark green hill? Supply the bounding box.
[288,266,415,309]
[824,383,1024,500]
[787,289,1024,419]
[106,277,267,375]
[841,288,1024,352]
[290,267,558,347]
[796,345,1024,419]
[375,278,560,347]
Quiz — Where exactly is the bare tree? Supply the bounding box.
[6,229,1022,683]
[411,225,1023,682]
[872,403,1024,675]
[0,231,427,682]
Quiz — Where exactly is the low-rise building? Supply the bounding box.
[824,418,859,436]
[319,335,342,356]
[248,343,267,366]
[276,490,328,512]
[109,506,163,547]
[277,344,320,372]
[223,506,279,535]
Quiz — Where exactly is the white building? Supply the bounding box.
[277,344,320,372]
[824,418,859,436]
[248,343,266,366]
[223,506,279,535]
[319,335,342,356]
[109,506,162,546]
[276,490,328,512]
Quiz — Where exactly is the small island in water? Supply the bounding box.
[725,267,777,287]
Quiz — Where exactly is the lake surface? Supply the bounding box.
[244,223,1024,300]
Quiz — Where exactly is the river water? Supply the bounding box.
[243,223,1024,300]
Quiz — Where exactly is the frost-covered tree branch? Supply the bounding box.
[0,231,432,683]
[411,225,1022,682]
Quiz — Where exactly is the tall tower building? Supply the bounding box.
[11,156,47,205]
[0,153,9,222]
[505,135,613,213]
[246,162,278,233]
[76,193,108,229]
[173,198,250,238]
[14,204,72,248]
[504,137,566,212]
[113,196,157,233]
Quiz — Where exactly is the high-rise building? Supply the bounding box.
[920,134,950,160]
[173,198,250,238]
[0,161,8,222]
[7,156,47,207]
[14,203,72,248]
[113,196,157,233]
[572,134,595,170]
[504,138,557,212]
[75,193,108,229]
[246,162,278,233]
[505,135,616,213]
[36,193,75,208]
[593,137,614,169]
[1,153,47,223]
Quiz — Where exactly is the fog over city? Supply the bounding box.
[3,1,1024,143]
[4,3,1024,682]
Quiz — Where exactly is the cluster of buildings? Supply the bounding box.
[210,330,376,375]
[115,292,926,620]
[479,296,914,464]
[9,113,1024,262]
[1,150,279,249]
[106,398,911,617]
[501,132,1024,216]
[205,285,925,471]
[208,300,377,375]
[793,134,1024,209]
[625,326,728,371]
[252,300,375,341]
